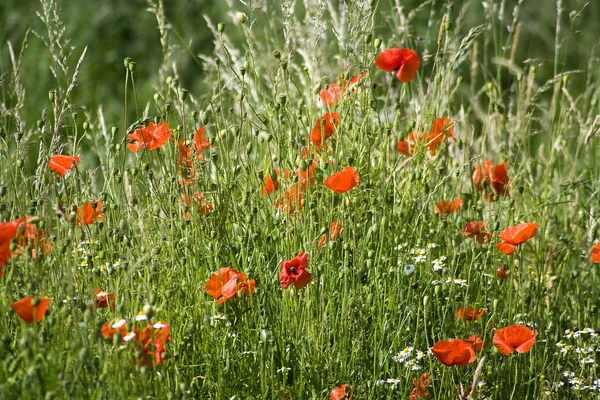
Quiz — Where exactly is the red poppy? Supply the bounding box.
[375,48,421,82]
[431,339,476,366]
[295,159,317,191]
[127,121,173,153]
[409,373,430,400]
[74,201,104,226]
[135,322,170,366]
[205,267,255,304]
[435,198,463,214]
[456,307,486,321]
[493,325,536,356]
[310,112,339,150]
[101,318,128,341]
[11,296,50,323]
[0,221,18,277]
[496,222,538,255]
[330,384,353,400]
[95,288,116,310]
[324,166,359,194]
[275,184,303,214]
[472,161,510,200]
[427,118,455,155]
[318,220,343,247]
[397,132,427,156]
[463,221,492,244]
[13,217,52,259]
[194,126,215,159]
[49,155,79,178]
[280,252,311,290]
[320,82,343,106]
[590,242,600,263]
[182,192,213,218]
[466,334,486,352]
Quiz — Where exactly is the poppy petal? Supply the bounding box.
[496,241,517,255]
[324,166,360,194]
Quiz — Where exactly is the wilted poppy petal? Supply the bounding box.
[324,166,360,194]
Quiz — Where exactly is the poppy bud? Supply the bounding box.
[497,267,507,280]
[143,303,154,319]
[373,38,381,49]
[493,299,499,309]
[0,186,7,197]
[49,90,56,103]
[240,66,246,76]
[179,88,188,100]
[37,119,44,129]
[245,141,253,155]
[236,12,246,23]
[111,126,119,136]
[128,61,136,72]
[16,160,23,169]
[445,21,453,31]
[273,49,281,59]
[423,295,429,306]
[365,33,372,43]
[281,61,288,70]
[217,22,225,33]
[517,73,523,82]
[435,285,441,296]
[531,66,536,75]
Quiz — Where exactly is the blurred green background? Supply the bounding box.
[1,0,598,126]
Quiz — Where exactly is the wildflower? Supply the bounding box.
[49,155,79,178]
[409,373,430,400]
[394,346,414,363]
[11,296,50,323]
[496,222,538,255]
[324,166,360,194]
[466,334,486,351]
[277,365,291,373]
[456,307,486,321]
[0,221,19,276]
[397,132,427,156]
[404,264,415,275]
[262,169,285,196]
[496,267,508,279]
[432,259,444,271]
[431,339,476,366]
[493,325,537,356]
[435,198,463,214]
[193,126,215,160]
[12,217,52,260]
[275,184,303,214]
[74,201,105,226]
[181,192,213,218]
[135,321,170,366]
[320,71,366,106]
[310,112,339,150]
[101,318,128,340]
[463,221,492,243]
[95,288,115,310]
[280,252,311,290]
[330,384,353,400]
[127,121,173,153]
[205,267,255,304]
[590,242,600,263]
[427,118,455,155]
[472,161,510,200]
[318,220,343,247]
[374,48,421,82]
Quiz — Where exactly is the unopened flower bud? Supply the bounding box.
[217,23,225,33]
[236,12,246,23]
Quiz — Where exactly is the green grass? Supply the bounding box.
[1,0,600,398]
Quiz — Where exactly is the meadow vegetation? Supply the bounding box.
[1,0,600,398]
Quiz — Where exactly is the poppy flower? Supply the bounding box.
[496,222,538,255]
[320,72,366,106]
[181,192,213,218]
[12,217,52,259]
[496,267,508,279]
[330,384,353,400]
[280,252,311,290]
[295,159,317,191]
[49,155,79,178]
[590,242,600,263]
[466,334,486,352]
[409,373,430,400]
[11,296,50,323]
[205,267,255,304]
[375,48,421,82]
[95,288,116,310]
[435,198,463,214]
[427,118,455,155]
[324,166,359,194]
[456,307,486,321]
[493,325,536,356]
[135,322,170,366]
[463,221,492,244]
[101,318,128,341]
[431,339,476,366]
[318,220,343,247]
[127,121,173,153]
[0,221,19,277]
[472,161,510,200]
[193,126,216,160]
[275,184,303,214]
[74,201,104,226]
[310,112,339,150]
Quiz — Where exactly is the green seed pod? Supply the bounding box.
[217,23,225,33]
[273,49,281,59]
[373,38,381,49]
